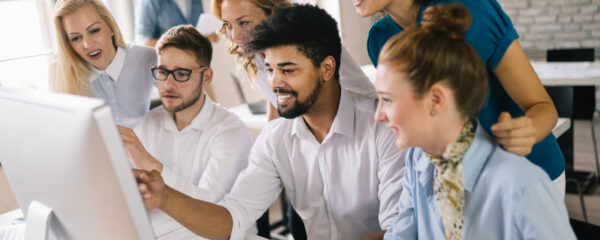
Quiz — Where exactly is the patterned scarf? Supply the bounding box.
[427,119,476,240]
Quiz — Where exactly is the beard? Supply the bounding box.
[162,80,204,113]
[276,77,322,119]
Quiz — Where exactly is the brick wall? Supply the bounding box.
[498,0,600,58]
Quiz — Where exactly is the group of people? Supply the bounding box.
[52,0,576,239]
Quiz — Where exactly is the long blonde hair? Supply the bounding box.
[211,0,291,81]
[52,0,126,95]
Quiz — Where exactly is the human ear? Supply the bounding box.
[202,68,214,86]
[428,83,447,115]
[320,56,336,82]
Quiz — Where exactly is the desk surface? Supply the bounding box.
[553,117,571,138]
[362,62,600,87]
[229,104,268,130]
[532,61,600,86]
[0,209,266,240]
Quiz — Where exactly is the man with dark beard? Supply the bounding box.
[134,5,405,240]
[117,25,252,238]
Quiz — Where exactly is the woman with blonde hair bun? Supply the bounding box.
[53,0,156,128]
[213,0,376,120]
[375,4,575,239]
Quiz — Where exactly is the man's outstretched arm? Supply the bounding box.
[134,169,233,240]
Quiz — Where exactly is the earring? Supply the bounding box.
[430,109,436,116]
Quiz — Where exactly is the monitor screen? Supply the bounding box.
[0,88,154,239]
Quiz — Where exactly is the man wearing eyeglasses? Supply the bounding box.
[117,25,252,238]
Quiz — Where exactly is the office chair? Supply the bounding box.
[149,99,162,110]
[268,192,307,240]
[545,48,597,222]
[256,211,271,238]
[569,218,600,240]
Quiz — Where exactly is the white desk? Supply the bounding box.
[362,62,600,86]
[553,118,571,138]
[532,61,600,86]
[229,104,268,130]
[0,209,266,240]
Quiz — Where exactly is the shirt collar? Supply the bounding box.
[161,94,215,133]
[414,149,435,186]
[89,46,127,83]
[462,122,494,192]
[413,121,493,190]
[291,88,355,140]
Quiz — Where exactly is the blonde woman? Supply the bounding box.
[53,0,156,128]
[213,0,376,120]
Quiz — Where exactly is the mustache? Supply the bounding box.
[273,88,297,95]
[160,90,179,97]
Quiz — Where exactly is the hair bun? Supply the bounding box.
[421,3,471,40]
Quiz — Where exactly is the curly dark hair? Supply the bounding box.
[246,4,341,80]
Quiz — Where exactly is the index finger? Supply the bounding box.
[133,168,148,179]
[492,117,530,132]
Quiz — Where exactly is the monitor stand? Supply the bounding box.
[25,200,53,240]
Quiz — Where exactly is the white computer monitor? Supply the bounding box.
[0,88,154,239]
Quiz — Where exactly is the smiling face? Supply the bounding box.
[221,0,268,52]
[264,45,323,119]
[156,47,209,113]
[374,63,432,149]
[353,0,393,17]
[61,4,116,70]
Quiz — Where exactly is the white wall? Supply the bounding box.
[335,0,379,66]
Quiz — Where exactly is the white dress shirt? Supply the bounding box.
[135,95,251,201]
[134,96,252,238]
[254,46,377,106]
[219,89,406,240]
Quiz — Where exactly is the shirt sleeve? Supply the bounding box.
[339,46,377,99]
[512,179,576,240]
[134,0,159,44]
[383,149,417,240]
[375,125,407,230]
[366,26,383,67]
[463,0,519,70]
[218,128,284,240]
[366,15,396,67]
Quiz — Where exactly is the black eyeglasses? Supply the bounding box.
[150,66,208,82]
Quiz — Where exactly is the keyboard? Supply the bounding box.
[0,224,25,240]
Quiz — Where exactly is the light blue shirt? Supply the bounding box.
[134,0,203,44]
[384,124,575,240]
[89,45,156,128]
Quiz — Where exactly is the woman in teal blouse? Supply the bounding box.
[355,0,565,192]
[374,4,574,239]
